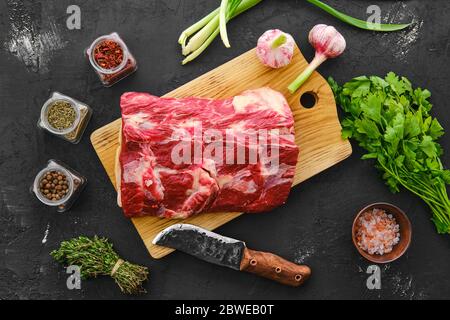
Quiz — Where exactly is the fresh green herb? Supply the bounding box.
[179,0,262,64]
[219,0,243,48]
[219,0,232,48]
[307,0,411,32]
[51,236,149,295]
[47,100,76,130]
[329,73,450,234]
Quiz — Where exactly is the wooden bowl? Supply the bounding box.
[352,203,412,264]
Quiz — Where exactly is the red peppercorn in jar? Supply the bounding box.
[86,32,137,87]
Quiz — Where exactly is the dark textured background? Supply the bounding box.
[0,0,449,300]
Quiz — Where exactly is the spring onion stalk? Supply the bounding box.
[219,0,231,48]
[307,0,411,31]
[232,0,262,16]
[220,0,244,48]
[178,8,220,47]
[181,0,262,64]
[183,28,221,65]
[183,15,220,55]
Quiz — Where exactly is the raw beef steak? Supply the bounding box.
[118,87,299,219]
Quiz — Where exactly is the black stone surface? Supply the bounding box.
[0,0,449,300]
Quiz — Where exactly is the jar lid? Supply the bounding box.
[33,164,74,207]
[88,33,129,75]
[41,97,81,136]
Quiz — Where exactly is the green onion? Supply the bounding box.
[178,8,220,47]
[232,0,262,16]
[307,0,411,32]
[181,0,262,64]
[183,28,221,65]
[219,0,232,48]
[220,0,244,48]
[183,15,220,56]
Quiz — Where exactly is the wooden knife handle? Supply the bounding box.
[239,248,311,287]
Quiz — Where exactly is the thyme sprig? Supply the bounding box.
[51,236,149,295]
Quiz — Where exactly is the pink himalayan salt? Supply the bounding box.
[355,208,400,255]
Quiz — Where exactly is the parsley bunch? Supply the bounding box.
[330,73,450,233]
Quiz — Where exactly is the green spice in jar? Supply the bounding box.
[47,100,77,130]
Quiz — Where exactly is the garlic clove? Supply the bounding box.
[256,29,295,69]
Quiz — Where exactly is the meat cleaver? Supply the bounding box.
[153,224,311,287]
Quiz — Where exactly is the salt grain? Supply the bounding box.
[355,208,400,255]
[379,1,423,61]
[41,223,50,244]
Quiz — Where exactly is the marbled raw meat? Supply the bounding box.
[117,87,299,219]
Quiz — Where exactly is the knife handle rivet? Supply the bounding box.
[295,274,302,282]
[275,267,282,274]
[250,259,257,266]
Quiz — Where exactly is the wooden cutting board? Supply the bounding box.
[91,45,352,259]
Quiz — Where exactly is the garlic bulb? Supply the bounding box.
[308,24,346,59]
[288,24,346,94]
[256,29,295,69]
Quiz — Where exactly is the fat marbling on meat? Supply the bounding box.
[118,87,299,218]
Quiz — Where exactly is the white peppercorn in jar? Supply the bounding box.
[37,92,92,144]
[31,159,87,212]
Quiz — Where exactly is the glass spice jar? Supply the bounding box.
[86,32,137,87]
[31,159,87,212]
[37,92,92,144]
